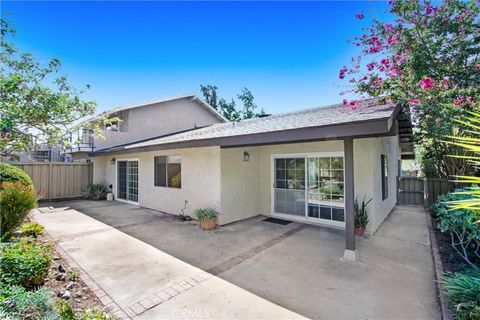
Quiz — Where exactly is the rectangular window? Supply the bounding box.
[381,154,388,200]
[154,156,181,188]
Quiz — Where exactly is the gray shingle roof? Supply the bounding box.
[91,100,399,156]
[120,101,396,150]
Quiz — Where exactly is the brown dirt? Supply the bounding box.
[431,216,473,274]
[35,233,111,316]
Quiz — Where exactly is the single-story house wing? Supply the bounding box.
[90,100,413,261]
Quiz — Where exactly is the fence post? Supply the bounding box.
[424,177,429,209]
[48,163,53,202]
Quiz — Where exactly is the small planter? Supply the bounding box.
[195,208,218,231]
[199,217,217,230]
[355,227,366,236]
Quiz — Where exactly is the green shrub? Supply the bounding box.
[442,271,480,320]
[434,189,480,266]
[0,240,52,287]
[56,299,76,320]
[0,182,38,237]
[67,271,80,281]
[0,163,33,186]
[194,208,218,222]
[0,285,58,320]
[79,309,112,320]
[56,300,111,320]
[21,222,45,238]
[84,183,109,200]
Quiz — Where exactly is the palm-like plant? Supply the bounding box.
[446,112,480,218]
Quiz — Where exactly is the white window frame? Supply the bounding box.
[270,151,345,229]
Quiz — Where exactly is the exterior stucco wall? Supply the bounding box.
[93,147,222,218]
[355,135,400,233]
[220,147,263,225]
[92,156,107,183]
[220,137,400,232]
[93,135,399,230]
[94,98,223,150]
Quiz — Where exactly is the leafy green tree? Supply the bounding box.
[0,19,100,157]
[340,0,480,178]
[199,84,264,121]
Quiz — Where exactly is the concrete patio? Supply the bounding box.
[38,200,440,319]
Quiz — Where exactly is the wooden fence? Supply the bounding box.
[397,176,455,206]
[13,162,93,201]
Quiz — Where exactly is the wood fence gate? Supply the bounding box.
[397,176,454,206]
[13,162,93,201]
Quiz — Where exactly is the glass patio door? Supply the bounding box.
[273,157,306,217]
[117,160,138,203]
[273,154,345,227]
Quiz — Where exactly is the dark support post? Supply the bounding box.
[343,137,357,262]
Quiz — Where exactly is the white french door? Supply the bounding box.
[272,153,345,228]
[116,159,139,204]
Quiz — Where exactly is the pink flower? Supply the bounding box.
[374,77,384,85]
[476,64,480,71]
[419,77,435,90]
[425,6,433,14]
[367,62,376,71]
[456,15,463,21]
[454,96,464,106]
[339,66,348,79]
[355,13,365,20]
[387,33,399,46]
[384,23,394,33]
[409,98,420,106]
[349,100,357,110]
[342,99,347,105]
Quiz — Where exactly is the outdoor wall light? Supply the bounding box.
[243,151,250,162]
[110,158,116,165]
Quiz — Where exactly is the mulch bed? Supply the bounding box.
[431,216,475,274]
[33,231,112,316]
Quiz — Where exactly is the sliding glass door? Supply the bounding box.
[273,157,306,217]
[273,153,345,227]
[117,159,139,204]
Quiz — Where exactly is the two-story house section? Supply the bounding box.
[66,93,227,161]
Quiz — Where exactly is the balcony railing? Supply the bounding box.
[67,129,95,153]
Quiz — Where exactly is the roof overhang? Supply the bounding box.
[397,107,415,160]
[90,106,403,157]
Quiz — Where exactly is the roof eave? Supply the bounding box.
[90,114,396,157]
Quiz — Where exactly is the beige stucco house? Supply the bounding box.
[89,95,413,261]
[66,94,227,161]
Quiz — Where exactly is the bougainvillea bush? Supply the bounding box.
[340,0,480,178]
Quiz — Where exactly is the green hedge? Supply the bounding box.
[0,163,33,186]
[0,182,38,237]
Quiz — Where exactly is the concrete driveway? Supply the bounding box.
[39,200,440,319]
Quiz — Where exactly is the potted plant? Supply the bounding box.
[195,208,218,230]
[354,196,372,236]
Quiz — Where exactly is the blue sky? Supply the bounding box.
[2,1,390,114]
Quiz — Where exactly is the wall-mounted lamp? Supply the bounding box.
[110,158,116,165]
[243,151,250,162]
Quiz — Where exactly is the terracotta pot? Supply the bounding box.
[200,217,217,230]
[355,227,366,236]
